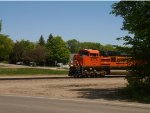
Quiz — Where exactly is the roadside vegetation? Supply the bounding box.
[112,1,150,103]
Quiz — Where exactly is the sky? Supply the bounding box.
[0,1,128,45]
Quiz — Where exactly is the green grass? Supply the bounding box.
[0,68,68,75]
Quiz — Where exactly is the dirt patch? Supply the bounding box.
[0,77,127,101]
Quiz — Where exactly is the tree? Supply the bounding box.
[23,45,47,66]
[80,42,102,50]
[112,1,150,101]
[0,34,14,61]
[46,36,70,65]
[47,33,53,42]
[66,39,116,53]
[101,44,116,51]
[67,39,80,53]
[10,40,35,64]
[38,35,45,46]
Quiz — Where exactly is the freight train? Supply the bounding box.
[68,49,130,78]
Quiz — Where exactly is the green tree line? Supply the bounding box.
[67,39,116,53]
[0,33,70,66]
[10,34,71,66]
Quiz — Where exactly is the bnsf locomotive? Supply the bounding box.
[68,49,130,78]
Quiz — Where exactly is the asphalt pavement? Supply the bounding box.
[0,96,149,113]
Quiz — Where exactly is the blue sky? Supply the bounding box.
[0,1,128,45]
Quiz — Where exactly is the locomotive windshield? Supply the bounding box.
[90,53,98,56]
[79,49,99,57]
[79,50,89,56]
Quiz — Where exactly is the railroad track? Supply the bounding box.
[0,75,128,81]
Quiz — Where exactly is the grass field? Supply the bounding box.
[0,68,68,75]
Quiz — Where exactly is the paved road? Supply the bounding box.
[0,96,150,113]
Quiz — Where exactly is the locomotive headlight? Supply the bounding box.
[90,68,92,70]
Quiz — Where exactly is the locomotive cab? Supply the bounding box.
[69,49,110,78]
[78,49,100,67]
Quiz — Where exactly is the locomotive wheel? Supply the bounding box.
[74,69,81,78]
[73,75,77,78]
[85,75,89,78]
[94,74,98,78]
[74,75,79,78]
[100,70,107,76]
[68,67,76,77]
[90,75,94,78]
[73,74,79,78]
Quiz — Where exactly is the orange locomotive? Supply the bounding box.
[101,51,130,70]
[68,49,130,78]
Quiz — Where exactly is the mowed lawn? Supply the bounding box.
[0,68,68,75]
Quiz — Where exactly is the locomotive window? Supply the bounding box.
[80,51,89,56]
[90,53,98,56]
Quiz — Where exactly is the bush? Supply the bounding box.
[125,76,150,103]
